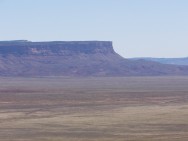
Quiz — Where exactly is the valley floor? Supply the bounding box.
[0,76,188,141]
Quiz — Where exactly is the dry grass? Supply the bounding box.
[0,76,188,141]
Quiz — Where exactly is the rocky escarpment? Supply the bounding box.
[0,40,116,56]
[0,40,188,76]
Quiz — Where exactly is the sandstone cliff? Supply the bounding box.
[0,41,116,56]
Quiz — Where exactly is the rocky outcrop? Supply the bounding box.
[0,40,188,76]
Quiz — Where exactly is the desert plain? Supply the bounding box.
[0,76,188,141]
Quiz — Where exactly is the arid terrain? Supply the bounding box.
[0,76,188,141]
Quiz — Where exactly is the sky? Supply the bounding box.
[0,0,188,58]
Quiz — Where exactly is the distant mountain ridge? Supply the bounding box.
[0,40,188,76]
[130,57,188,66]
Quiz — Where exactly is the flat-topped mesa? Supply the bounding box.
[0,40,115,56]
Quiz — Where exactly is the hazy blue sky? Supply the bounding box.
[0,0,188,58]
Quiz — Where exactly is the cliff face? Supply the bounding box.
[0,40,188,77]
[0,41,115,56]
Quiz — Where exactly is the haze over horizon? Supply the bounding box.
[0,0,188,58]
